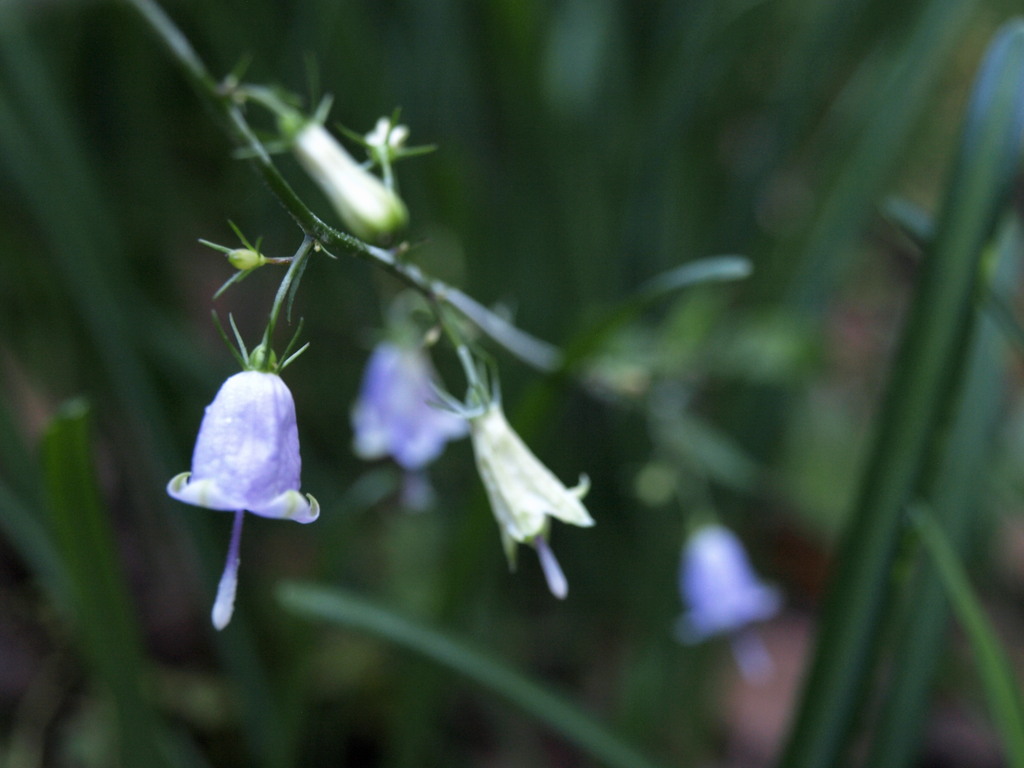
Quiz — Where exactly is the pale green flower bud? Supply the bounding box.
[469,402,594,598]
[227,247,266,271]
[293,122,409,242]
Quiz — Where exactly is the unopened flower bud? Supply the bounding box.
[293,122,408,242]
[366,117,409,150]
[227,248,266,271]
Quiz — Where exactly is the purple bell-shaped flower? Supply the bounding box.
[352,342,467,471]
[168,370,318,629]
[675,524,781,680]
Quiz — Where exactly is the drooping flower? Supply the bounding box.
[469,402,594,598]
[352,342,467,471]
[292,122,408,242]
[675,524,781,680]
[168,370,318,629]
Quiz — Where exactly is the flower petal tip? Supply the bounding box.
[248,490,320,523]
[167,472,191,496]
[301,493,321,523]
[731,630,775,684]
[571,473,591,499]
[166,475,237,511]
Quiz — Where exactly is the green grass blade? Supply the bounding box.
[723,0,982,470]
[880,196,1024,360]
[864,214,1022,768]
[41,400,179,768]
[278,582,671,768]
[777,20,1024,768]
[910,507,1024,768]
[777,0,979,313]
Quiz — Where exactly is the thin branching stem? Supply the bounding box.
[123,0,562,372]
[264,237,314,347]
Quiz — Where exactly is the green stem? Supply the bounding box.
[122,0,560,373]
[443,287,561,371]
[430,299,491,409]
[910,507,1024,768]
[262,236,313,350]
[454,343,489,407]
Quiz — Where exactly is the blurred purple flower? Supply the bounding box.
[352,342,467,471]
[675,524,781,680]
[676,524,780,640]
[167,370,319,629]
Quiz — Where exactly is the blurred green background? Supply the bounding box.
[2,0,1023,766]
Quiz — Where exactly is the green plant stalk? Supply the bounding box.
[863,216,1021,767]
[123,0,561,372]
[777,20,1024,768]
[278,582,670,768]
[0,389,64,599]
[881,195,1024,361]
[262,235,314,349]
[911,508,1024,768]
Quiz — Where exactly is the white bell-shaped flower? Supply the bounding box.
[469,402,593,598]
